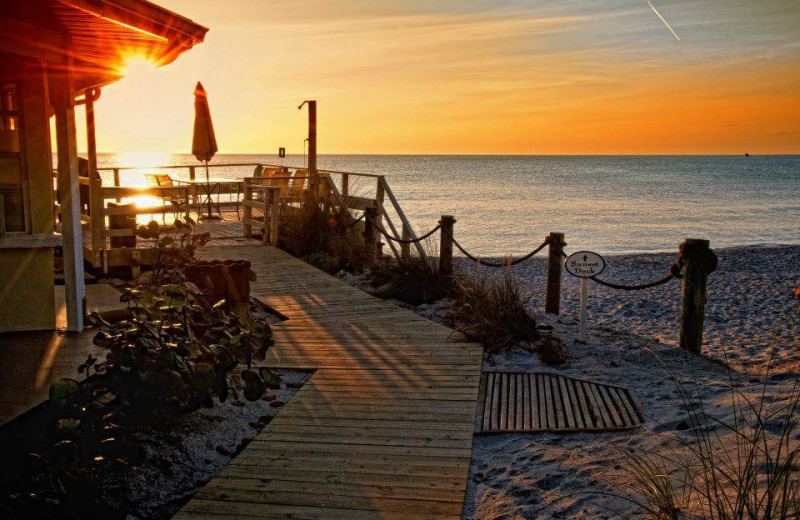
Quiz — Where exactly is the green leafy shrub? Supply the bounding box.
[91,282,273,413]
[134,216,210,287]
[449,272,541,355]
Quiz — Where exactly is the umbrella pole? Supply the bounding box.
[205,160,213,219]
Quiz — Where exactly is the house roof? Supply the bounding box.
[49,0,208,89]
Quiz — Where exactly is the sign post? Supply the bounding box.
[564,251,606,342]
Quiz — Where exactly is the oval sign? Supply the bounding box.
[565,251,606,278]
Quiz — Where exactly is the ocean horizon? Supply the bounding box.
[94,153,800,256]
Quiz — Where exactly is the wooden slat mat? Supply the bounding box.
[475,372,644,434]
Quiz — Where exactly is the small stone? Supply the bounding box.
[231,399,245,407]
[215,445,231,456]
[269,399,284,407]
[262,394,276,401]
[248,421,264,429]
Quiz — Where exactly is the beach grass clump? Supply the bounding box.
[449,272,541,355]
[369,251,451,305]
[616,359,800,520]
[277,205,367,273]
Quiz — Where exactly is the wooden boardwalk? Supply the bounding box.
[174,245,484,520]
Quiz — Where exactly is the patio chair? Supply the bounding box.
[269,169,292,199]
[144,173,185,223]
[286,171,308,203]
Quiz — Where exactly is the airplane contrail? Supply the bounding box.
[647,0,681,41]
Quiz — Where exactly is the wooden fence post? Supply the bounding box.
[439,215,455,276]
[679,238,713,354]
[545,232,565,315]
[364,206,378,267]
[401,224,411,260]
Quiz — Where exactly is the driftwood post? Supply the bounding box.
[679,238,715,354]
[439,215,455,277]
[545,232,565,315]
[364,206,378,267]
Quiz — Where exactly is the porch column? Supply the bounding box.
[52,79,85,332]
[85,89,104,268]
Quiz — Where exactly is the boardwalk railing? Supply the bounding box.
[82,162,424,269]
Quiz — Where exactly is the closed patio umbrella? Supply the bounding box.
[191,81,218,219]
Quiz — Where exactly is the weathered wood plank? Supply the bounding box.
[174,244,482,520]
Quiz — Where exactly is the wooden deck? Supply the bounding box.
[174,245,484,520]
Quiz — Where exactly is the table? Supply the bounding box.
[174,178,242,220]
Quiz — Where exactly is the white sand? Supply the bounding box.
[344,244,800,519]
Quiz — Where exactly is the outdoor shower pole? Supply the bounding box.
[300,100,319,204]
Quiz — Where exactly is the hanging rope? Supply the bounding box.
[587,244,709,290]
[448,232,552,268]
[376,223,441,244]
[590,273,676,291]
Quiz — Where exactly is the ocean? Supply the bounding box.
[95,153,799,256]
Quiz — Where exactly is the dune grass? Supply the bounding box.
[448,272,543,355]
[616,342,800,520]
[277,204,367,273]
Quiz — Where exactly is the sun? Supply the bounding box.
[118,54,159,77]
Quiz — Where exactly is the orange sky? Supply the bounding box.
[76,0,800,155]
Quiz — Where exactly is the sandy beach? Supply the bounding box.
[344,244,800,519]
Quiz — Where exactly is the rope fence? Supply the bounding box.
[359,210,718,354]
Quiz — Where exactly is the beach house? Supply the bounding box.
[0,0,207,332]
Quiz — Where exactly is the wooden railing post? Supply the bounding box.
[89,177,105,268]
[242,180,253,239]
[268,187,280,246]
[364,206,378,267]
[320,175,331,212]
[545,232,565,315]
[113,168,121,202]
[401,224,411,260]
[341,173,349,198]
[439,215,455,277]
[679,238,713,354]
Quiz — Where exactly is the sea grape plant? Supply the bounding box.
[89,281,274,413]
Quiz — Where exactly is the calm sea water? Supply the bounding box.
[96,154,799,256]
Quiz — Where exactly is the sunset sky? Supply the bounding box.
[78,0,800,155]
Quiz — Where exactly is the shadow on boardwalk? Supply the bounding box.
[174,245,483,520]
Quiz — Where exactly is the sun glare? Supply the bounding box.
[113,151,172,214]
[118,54,159,78]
